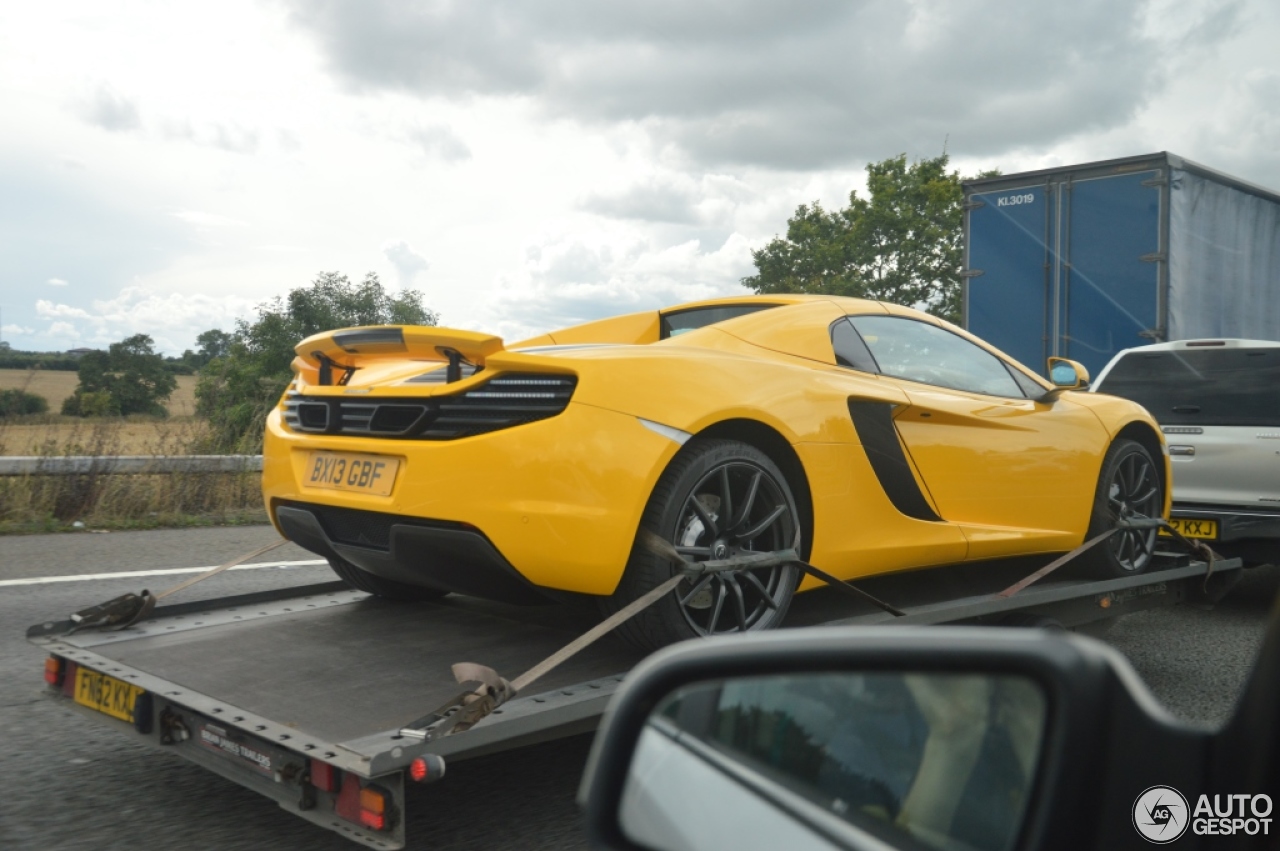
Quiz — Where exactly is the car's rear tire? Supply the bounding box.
[1079,439,1164,579]
[327,555,449,601]
[602,439,802,652]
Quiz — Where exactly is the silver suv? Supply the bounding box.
[1092,339,1280,566]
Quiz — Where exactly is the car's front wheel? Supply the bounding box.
[1080,438,1164,578]
[603,439,802,652]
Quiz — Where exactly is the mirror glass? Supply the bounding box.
[1049,362,1079,387]
[620,671,1047,851]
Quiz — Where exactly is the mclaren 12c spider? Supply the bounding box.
[262,296,1170,650]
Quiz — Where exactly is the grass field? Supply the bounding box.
[0,370,263,532]
[0,369,198,416]
[0,417,211,456]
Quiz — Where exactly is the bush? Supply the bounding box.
[0,388,49,417]
[61,390,117,417]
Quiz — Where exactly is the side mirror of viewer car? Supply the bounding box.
[580,598,1280,851]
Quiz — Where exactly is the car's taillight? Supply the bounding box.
[282,373,577,440]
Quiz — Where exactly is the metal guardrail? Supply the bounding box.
[0,455,263,476]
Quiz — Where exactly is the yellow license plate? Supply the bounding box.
[304,451,400,496]
[74,667,145,723]
[1160,517,1219,540]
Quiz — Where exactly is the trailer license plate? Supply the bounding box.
[74,667,144,723]
[1161,517,1218,540]
[305,451,400,496]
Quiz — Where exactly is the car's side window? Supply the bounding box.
[830,318,880,373]
[849,315,1025,397]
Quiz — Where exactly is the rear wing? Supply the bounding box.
[293,326,504,385]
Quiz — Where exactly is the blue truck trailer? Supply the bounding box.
[962,152,1280,378]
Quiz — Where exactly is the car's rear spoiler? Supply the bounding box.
[294,326,505,384]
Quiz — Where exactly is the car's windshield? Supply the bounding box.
[1095,347,1280,427]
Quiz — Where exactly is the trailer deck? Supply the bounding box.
[29,549,1243,849]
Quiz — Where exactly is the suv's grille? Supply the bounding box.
[282,373,577,440]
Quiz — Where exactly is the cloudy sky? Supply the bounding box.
[1,0,1277,354]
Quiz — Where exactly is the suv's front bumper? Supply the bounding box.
[1172,504,1280,543]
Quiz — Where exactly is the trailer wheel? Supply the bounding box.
[1079,439,1163,579]
[603,439,801,652]
[327,556,448,601]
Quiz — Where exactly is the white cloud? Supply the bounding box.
[381,239,430,288]
[172,210,249,228]
[46,277,69,287]
[3,0,1278,361]
[482,228,755,341]
[47,321,81,341]
[1,324,36,336]
[74,85,142,132]
[35,288,257,353]
[405,123,471,162]
[161,118,261,154]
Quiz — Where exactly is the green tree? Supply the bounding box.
[179,328,234,370]
[62,334,177,417]
[196,272,438,451]
[743,153,993,324]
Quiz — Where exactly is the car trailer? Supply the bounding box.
[28,546,1241,849]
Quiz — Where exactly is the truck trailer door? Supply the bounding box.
[964,185,1052,375]
[1060,171,1163,377]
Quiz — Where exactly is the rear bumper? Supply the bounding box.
[1172,504,1280,543]
[275,503,555,605]
[262,402,682,596]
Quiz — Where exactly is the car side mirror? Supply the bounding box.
[1047,357,1089,390]
[579,621,1280,850]
[1037,358,1090,403]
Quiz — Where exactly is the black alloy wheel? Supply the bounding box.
[1080,439,1164,578]
[604,439,802,651]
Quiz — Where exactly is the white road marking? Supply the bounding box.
[0,560,328,587]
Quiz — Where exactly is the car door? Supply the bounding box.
[844,313,1107,560]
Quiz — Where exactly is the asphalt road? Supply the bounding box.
[1,525,1276,850]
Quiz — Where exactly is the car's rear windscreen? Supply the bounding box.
[1095,348,1280,426]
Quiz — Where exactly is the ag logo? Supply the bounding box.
[1134,786,1190,843]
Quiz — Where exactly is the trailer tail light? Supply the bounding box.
[44,656,65,686]
[61,661,79,697]
[358,787,388,830]
[335,780,394,832]
[408,754,446,784]
[310,759,341,793]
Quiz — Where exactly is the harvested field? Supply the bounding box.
[0,369,198,416]
[0,417,210,456]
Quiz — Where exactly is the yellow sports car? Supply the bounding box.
[262,295,1169,650]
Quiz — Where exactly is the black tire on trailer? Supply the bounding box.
[326,555,448,601]
[1079,438,1164,579]
[602,438,802,652]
